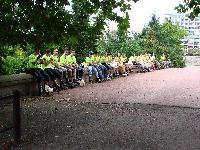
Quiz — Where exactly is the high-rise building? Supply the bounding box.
[165,13,200,50]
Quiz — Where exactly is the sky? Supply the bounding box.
[107,0,183,32]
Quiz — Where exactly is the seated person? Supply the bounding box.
[90,52,109,81]
[109,57,119,77]
[60,50,76,83]
[121,53,130,73]
[41,49,62,89]
[135,55,141,65]
[50,49,68,86]
[154,59,161,70]
[122,53,128,62]
[68,50,84,81]
[76,60,84,81]
[116,53,127,76]
[138,55,150,72]
[160,53,167,68]
[84,51,100,82]
[147,57,154,72]
[149,53,156,70]
[128,55,135,64]
[126,54,137,72]
[102,53,114,78]
[164,59,172,68]
[93,52,109,81]
[108,57,119,77]
[25,48,52,94]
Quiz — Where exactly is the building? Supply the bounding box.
[165,13,200,50]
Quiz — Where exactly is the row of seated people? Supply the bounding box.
[127,53,160,72]
[160,54,172,68]
[83,51,129,82]
[26,48,167,95]
[127,53,173,72]
[26,48,83,94]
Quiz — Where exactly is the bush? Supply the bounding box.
[1,47,27,75]
[168,50,185,68]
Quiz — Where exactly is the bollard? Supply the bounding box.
[13,91,21,144]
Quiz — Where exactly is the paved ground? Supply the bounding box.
[56,66,200,108]
[1,66,200,149]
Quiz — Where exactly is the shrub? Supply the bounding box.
[1,47,27,75]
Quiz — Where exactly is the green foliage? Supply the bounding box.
[0,1,193,74]
[160,21,187,67]
[168,48,185,68]
[96,28,144,58]
[138,14,187,67]
[0,0,138,50]
[1,46,27,75]
[97,14,187,68]
[176,0,200,19]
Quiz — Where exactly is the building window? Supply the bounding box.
[195,18,199,21]
[176,21,179,24]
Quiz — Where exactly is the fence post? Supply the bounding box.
[13,91,21,144]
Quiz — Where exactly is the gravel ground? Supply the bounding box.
[1,66,200,149]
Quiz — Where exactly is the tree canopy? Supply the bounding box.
[0,0,138,50]
[1,1,194,75]
[176,0,200,19]
[97,14,187,67]
[0,0,198,51]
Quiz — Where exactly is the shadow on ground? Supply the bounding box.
[1,97,200,150]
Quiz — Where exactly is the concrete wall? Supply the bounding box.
[0,73,39,97]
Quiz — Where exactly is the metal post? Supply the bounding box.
[13,91,21,144]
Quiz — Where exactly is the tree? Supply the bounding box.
[97,14,187,67]
[0,0,140,74]
[159,21,188,67]
[0,0,139,50]
[138,14,162,55]
[176,0,200,19]
[138,14,187,67]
